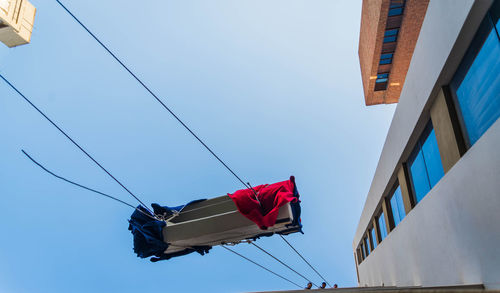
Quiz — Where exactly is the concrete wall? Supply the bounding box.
[353,0,499,289]
[357,119,500,289]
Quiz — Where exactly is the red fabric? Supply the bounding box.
[228,176,298,230]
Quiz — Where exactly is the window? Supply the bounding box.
[450,1,500,146]
[375,72,389,91]
[390,0,405,9]
[389,185,406,228]
[360,242,366,260]
[377,212,387,242]
[369,227,377,250]
[495,0,500,33]
[384,29,399,43]
[383,35,397,43]
[379,53,394,65]
[408,121,445,203]
[388,7,404,16]
[385,29,399,37]
[364,236,370,256]
[376,73,389,83]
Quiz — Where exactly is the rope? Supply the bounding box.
[21,150,157,220]
[251,242,318,287]
[279,234,331,287]
[0,72,154,215]
[54,0,253,193]
[221,245,302,289]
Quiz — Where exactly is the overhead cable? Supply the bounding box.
[250,242,318,288]
[21,150,156,220]
[0,73,154,215]
[279,234,332,287]
[55,0,252,192]
[221,245,302,289]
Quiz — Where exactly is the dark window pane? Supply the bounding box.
[377,213,387,241]
[384,36,397,43]
[390,4,404,9]
[491,0,499,32]
[390,194,399,226]
[370,228,377,249]
[451,10,500,146]
[381,53,394,59]
[390,185,406,227]
[389,7,403,16]
[409,143,430,203]
[364,236,371,255]
[380,58,392,65]
[385,29,399,36]
[421,128,445,187]
[408,122,444,203]
[395,186,406,221]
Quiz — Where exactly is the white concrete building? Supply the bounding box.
[354,0,500,290]
[0,0,36,47]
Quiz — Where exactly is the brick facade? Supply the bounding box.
[358,0,429,106]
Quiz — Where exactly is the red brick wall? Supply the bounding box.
[358,0,429,106]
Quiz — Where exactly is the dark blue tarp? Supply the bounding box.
[128,200,212,262]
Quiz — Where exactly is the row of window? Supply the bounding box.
[358,0,500,264]
[374,0,406,91]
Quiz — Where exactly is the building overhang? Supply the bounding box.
[358,0,429,106]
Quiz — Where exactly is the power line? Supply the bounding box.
[21,150,156,220]
[251,242,318,287]
[0,72,154,215]
[54,0,252,192]
[221,245,302,289]
[14,5,330,285]
[279,234,331,287]
[22,150,136,209]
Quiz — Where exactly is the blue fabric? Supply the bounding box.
[128,199,209,262]
[151,199,206,219]
[128,206,168,259]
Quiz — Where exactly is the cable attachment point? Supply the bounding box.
[221,239,252,246]
[247,182,262,207]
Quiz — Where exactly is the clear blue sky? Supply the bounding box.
[0,1,396,292]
